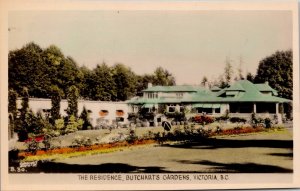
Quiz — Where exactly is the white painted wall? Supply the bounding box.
[17,98,129,127]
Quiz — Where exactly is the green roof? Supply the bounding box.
[254,83,278,96]
[127,97,182,104]
[129,80,291,105]
[211,86,221,91]
[181,80,291,103]
[143,85,205,92]
[142,103,155,108]
[226,83,245,91]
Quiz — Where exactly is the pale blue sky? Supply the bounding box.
[8,10,292,85]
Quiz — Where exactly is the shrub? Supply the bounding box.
[229,117,247,124]
[72,136,92,147]
[192,115,214,124]
[215,116,229,122]
[164,111,185,122]
[264,118,272,128]
[127,112,139,122]
[126,130,138,144]
[9,149,20,165]
[80,106,93,130]
[25,139,41,154]
[65,115,83,134]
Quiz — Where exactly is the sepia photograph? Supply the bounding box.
[1,0,299,190]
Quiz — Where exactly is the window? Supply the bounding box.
[116,110,124,116]
[257,103,276,113]
[197,108,212,114]
[180,106,184,113]
[157,117,161,122]
[168,107,175,112]
[176,93,184,98]
[99,110,109,116]
[214,108,220,113]
[148,93,158,99]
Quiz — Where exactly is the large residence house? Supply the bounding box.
[15,80,291,129]
[127,80,291,123]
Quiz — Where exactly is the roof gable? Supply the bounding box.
[254,83,278,96]
[182,80,291,103]
[225,83,245,91]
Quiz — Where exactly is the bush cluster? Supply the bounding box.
[191,115,214,124]
[153,125,211,144]
[164,111,186,122]
[229,117,247,123]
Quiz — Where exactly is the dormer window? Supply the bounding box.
[176,93,184,98]
[147,93,158,99]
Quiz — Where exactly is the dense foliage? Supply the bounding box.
[9,42,176,101]
[254,50,293,100]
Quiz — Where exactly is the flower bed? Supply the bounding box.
[19,139,156,160]
[17,125,284,162]
[210,126,265,137]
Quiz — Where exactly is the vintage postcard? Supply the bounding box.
[1,0,299,190]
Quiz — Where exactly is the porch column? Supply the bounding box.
[212,108,215,114]
[253,103,257,113]
[276,103,279,114]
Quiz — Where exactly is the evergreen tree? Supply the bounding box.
[18,87,30,141]
[254,50,293,99]
[201,76,208,87]
[8,89,18,121]
[246,72,255,82]
[112,63,137,101]
[50,85,64,123]
[224,57,234,86]
[66,85,79,118]
[20,87,29,123]
[80,106,92,130]
[8,89,18,138]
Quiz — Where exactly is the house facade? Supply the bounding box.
[127,80,291,124]
[15,80,291,129]
[16,98,129,128]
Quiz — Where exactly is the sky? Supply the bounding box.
[8,10,292,85]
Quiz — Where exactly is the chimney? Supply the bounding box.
[148,83,152,88]
[265,81,269,85]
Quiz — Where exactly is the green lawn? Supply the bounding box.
[35,128,293,173]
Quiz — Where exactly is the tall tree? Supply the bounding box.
[50,85,64,123]
[8,89,18,138]
[91,63,116,101]
[20,87,29,123]
[135,74,155,96]
[80,106,92,130]
[224,57,234,86]
[254,50,293,99]
[79,66,94,99]
[246,72,255,82]
[237,56,244,80]
[112,63,137,101]
[9,42,50,97]
[8,89,18,120]
[201,76,208,87]
[66,85,79,118]
[17,87,30,141]
[153,67,176,86]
